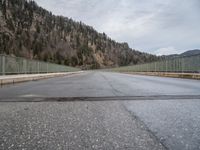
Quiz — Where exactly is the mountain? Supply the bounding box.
[164,49,200,59]
[180,49,200,57]
[0,0,158,69]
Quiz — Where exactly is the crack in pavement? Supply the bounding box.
[100,73,125,96]
[0,95,199,102]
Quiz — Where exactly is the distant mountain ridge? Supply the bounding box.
[164,49,200,59]
[180,49,200,57]
[0,0,158,69]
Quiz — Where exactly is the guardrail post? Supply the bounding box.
[37,62,40,74]
[182,58,184,73]
[2,55,5,75]
[25,59,27,74]
[47,63,49,73]
[23,59,26,74]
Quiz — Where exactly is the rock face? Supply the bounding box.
[0,0,158,69]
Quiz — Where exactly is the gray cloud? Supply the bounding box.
[34,0,200,55]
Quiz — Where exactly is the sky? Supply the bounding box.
[34,0,200,55]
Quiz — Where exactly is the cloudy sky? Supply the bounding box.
[34,0,200,55]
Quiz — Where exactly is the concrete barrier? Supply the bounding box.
[0,72,83,85]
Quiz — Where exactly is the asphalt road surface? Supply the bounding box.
[0,71,200,150]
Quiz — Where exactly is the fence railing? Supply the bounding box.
[110,54,200,73]
[0,54,80,75]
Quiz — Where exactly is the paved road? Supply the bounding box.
[0,71,200,150]
[0,71,200,98]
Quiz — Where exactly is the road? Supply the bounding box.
[0,71,200,150]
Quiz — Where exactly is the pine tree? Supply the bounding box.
[0,0,2,10]
[2,0,7,19]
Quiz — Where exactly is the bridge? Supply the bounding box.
[0,54,200,150]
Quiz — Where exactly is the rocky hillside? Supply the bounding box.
[0,0,158,69]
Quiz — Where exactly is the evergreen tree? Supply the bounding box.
[2,0,7,19]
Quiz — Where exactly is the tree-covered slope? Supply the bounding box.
[0,0,158,69]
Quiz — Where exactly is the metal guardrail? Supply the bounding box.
[110,54,200,73]
[0,54,80,75]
